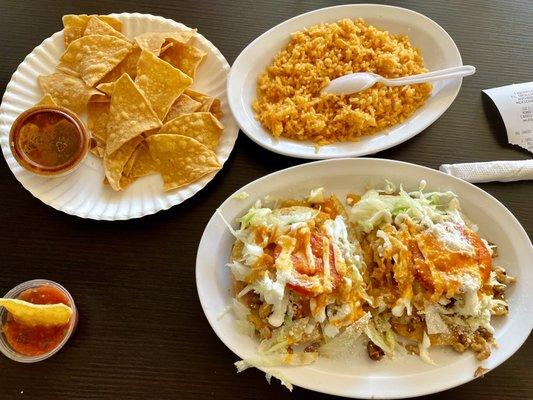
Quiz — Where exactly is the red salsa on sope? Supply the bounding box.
[2,286,72,356]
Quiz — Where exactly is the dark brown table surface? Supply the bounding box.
[0,0,531,399]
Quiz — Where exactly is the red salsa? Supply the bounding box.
[9,106,88,176]
[2,286,71,356]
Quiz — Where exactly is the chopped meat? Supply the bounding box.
[491,302,508,316]
[260,326,272,340]
[471,335,491,360]
[405,344,419,355]
[492,283,506,293]
[258,303,273,319]
[493,290,506,300]
[444,298,456,309]
[451,332,470,353]
[290,302,304,319]
[346,193,361,206]
[305,342,320,353]
[477,327,492,341]
[367,341,385,361]
[406,315,421,333]
[494,266,516,285]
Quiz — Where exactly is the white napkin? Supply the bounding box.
[439,160,533,183]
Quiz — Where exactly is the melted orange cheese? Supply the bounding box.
[415,226,492,299]
[368,222,493,307]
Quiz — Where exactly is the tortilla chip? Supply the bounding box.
[90,94,110,103]
[90,146,105,158]
[123,141,142,176]
[119,175,136,190]
[146,134,220,191]
[62,14,123,47]
[163,94,202,122]
[89,138,106,158]
[186,90,220,117]
[58,34,133,87]
[160,42,206,79]
[210,98,223,120]
[159,112,223,151]
[142,128,160,138]
[0,299,72,327]
[96,82,115,96]
[128,141,158,178]
[83,16,127,40]
[134,29,195,55]
[160,42,174,54]
[184,89,215,112]
[35,94,58,107]
[39,72,101,114]
[135,50,193,120]
[104,136,144,191]
[103,175,135,189]
[105,74,161,154]
[99,45,142,83]
[88,102,111,142]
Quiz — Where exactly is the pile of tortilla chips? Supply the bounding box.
[35,14,224,191]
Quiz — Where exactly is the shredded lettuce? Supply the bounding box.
[252,271,292,327]
[258,318,310,354]
[228,260,251,281]
[238,205,318,232]
[232,298,249,320]
[234,318,319,391]
[424,305,451,335]
[364,317,397,358]
[217,305,232,320]
[241,242,264,266]
[235,353,317,391]
[232,191,250,200]
[265,370,293,391]
[319,313,371,357]
[235,352,318,370]
[307,187,325,203]
[391,297,412,317]
[238,207,272,229]
[274,208,319,226]
[419,331,436,365]
[350,185,461,233]
[216,209,237,237]
[232,299,255,337]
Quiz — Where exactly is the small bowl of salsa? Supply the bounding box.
[0,279,78,363]
[9,106,89,177]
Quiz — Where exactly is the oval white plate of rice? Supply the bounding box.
[228,4,463,159]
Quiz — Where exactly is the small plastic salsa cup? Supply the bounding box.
[9,106,89,177]
[0,279,78,363]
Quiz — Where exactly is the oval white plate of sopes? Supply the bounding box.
[196,158,533,398]
[0,13,238,220]
[228,4,463,159]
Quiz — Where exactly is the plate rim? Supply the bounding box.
[196,157,532,398]
[227,3,463,160]
[0,12,239,221]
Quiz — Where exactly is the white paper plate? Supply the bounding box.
[0,13,238,220]
[196,158,532,398]
[228,4,463,159]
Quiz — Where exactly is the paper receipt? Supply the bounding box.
[483,82,533,154]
